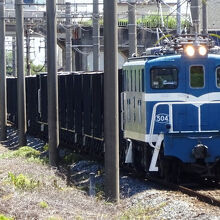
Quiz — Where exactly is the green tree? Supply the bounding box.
[30,62,46,75]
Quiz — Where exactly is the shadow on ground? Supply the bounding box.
[1,126,153,199]
[1,126,45,151]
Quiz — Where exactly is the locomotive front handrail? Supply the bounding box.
[149,100,220,149]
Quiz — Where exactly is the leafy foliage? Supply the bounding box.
[6,52,13,76]
[79,15,190,29]
[8,172,40,190]
[30,62,46,75]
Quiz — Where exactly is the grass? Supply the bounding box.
[1,194,13,201]
[0,146,40,158]
[63,153,83,164]
[7,172,40,190]
[0,146,48,164]
[119,202,167,220]
[95,183,105,200]
[43,144,49,152]
[47,217,63,220]
[75,217,84,220]
[39,201,49,209]
[0,215,14,220]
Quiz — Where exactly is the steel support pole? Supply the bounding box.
[46,0,59,166]
[26,28,31,76]
[191,0,200,34]
[177,0,181,35]
[128,1,137,57]
[15,0,27,146]
[0,0,7,141]
[45,36,47,72]
[12,36,17,77]
[43,12,47,72]
[104,0,119,202]
[93,0,100,71]
[65,2,72,72]
[202,0,208,34]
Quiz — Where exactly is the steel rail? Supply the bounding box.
[146,175,220,208]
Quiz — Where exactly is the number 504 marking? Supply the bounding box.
[155,113,169,124]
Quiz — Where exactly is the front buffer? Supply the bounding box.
[163,132,220,178]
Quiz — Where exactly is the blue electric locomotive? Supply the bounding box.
[122,35,220,181]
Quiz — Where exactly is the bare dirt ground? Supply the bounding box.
[0,145,122,220]
[0,128,220,219]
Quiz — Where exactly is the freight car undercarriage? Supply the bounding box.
[7,72,125,165]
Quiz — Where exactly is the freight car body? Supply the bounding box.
[7,71,106,157]
[122,36,220,181]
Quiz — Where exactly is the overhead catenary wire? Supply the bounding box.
[5,0,196,70]
[5,1,192,37]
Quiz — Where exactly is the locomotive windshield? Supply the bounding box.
[190,66,204,88]
[150,68,178,89]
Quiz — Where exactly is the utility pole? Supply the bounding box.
[45,36,47,72]
[12,36,17,77]
[65,2,72,72]
[15,0,27,146]
[128,0,137,57]
[93,0,100,71]
[177,0,181,35]
[26,28,31,76]
[202,0,208,34]
[43,11,47,72]
[0,0,7,141]
[104,0,119,202]
[46,0,59,166]
[190,0,200,34]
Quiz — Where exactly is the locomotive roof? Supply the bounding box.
[123,53,220,68]
[147,53,220,63]
[123,55,160,67]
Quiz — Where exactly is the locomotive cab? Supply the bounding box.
[147,54,220,179]
[122,35,220,181]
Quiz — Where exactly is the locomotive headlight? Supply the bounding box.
[198,46,207,56]
[185,45,195,57]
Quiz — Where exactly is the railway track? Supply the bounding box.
[146,175,220,208]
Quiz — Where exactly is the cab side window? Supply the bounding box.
[190,66,204,88]
[151,68,178,89]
